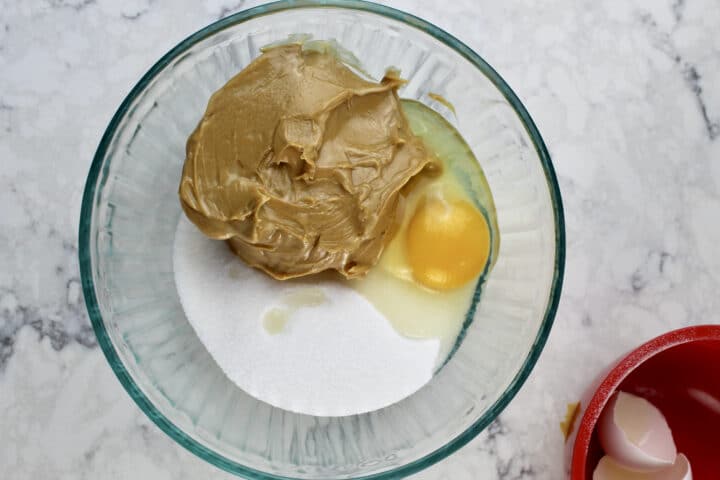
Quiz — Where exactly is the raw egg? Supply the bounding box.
[405,197,490,291]
[349,99,498,357]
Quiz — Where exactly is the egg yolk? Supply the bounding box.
[405,199,490,291]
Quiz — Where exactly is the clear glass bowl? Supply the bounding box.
[79,1,565,478]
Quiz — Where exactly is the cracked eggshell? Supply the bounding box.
[598,392,677,472]
[593,454,692,480]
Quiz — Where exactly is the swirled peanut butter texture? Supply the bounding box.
[179,44,435,280]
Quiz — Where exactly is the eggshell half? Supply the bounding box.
[598,392,677,471]
[593,454,692,480]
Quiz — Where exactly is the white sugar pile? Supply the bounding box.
[173,217,440,416]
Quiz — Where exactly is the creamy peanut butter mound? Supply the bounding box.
[179,43,435,280]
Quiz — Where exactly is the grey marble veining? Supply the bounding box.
[1,0,719,478]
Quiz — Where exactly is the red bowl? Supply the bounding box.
[569,325,720,479]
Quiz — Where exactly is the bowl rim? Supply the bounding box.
[78,1,566,478]
[570,324,720,479]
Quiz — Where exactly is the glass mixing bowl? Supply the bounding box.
[79,1,565,478]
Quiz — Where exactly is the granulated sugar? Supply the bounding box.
[173,217,440,416]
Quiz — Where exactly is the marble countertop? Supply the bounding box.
[2,0,719,478]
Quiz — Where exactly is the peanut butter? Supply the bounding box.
[179,43,435,280]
